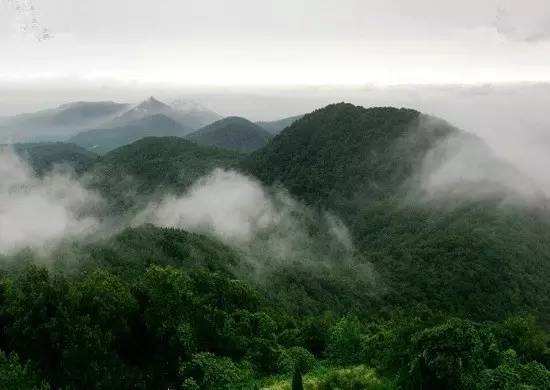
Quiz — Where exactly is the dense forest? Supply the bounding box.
[0,103,548,389]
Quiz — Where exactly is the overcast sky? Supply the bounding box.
[1,0,550,86]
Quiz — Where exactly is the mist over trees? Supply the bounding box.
[0,103,548,389]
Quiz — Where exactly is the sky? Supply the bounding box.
[1,0,550,86]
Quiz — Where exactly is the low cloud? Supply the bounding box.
[0,147,100,254]
[414,127,544,204]
[136,169,359,269]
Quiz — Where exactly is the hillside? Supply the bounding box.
[0,101,129,142]
[187,116,272,152]
[86,136,243,211]
[0,104,548,389]
[256,114,304,134]
[245,103,550,323]
[7,142,97,174]
[69,114,190,154]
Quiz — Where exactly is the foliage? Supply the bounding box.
[0,351,49,390]
[179,352,253,389]
[187,116,272,153]
[245,103,550,324]
[86,136,242,212]
[10,142,97,175]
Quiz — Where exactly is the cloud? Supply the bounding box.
[495,0,550,42]
[414,120,544,203]
[0,147,100,254]
[136,169,358,267]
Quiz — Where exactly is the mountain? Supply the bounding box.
[245,103,550,323]
[186,116,272,152]
[87,136,243,212]
[69,114,190,154]
[109,97,221,130]
[0,101,129,142]
[109,97,176,126]
[170,98,222,129]
[256,114,304,134]
[6,142,97,174]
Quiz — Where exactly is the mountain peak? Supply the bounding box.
[136,96,170,110]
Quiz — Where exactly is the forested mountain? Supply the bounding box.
[187,116,273,152]
[0,101,129,142]
[245,103,550,323]
[6,142,97,174]
[69,114,190,154]
[256,114,304,134]
[86,136,242,211]
[0,103,548,389]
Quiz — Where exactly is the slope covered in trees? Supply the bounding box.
[69,114,190,154]
[0,103,548,389]
[245,103,550,323]
[257,114,304,135]
[187,116,272,152]
[86,136,243,212]
[7,142,97,174]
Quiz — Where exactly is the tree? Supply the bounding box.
[291,366,304,390]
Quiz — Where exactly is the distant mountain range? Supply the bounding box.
[256,114,304,134]
[69,114,189,154]
[0,101,129,142]
[0,97,221,143]
[186,116,272,152]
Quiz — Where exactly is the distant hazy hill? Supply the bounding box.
[256,114,304,134]
[186,116,272,152]
[8,142,97,174]
[245,103,550,322]
[109,97,221,130]
[0,101,129,142]
[69,114,190,154]
[170,98,222,129]
[87,136,242,211]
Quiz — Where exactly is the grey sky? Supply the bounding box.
[1,0,550,86]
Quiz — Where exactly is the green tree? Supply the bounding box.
[291,366,304,390]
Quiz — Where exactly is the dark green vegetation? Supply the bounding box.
[69,114,190,154]
[7,142,97,175]
[245,103,550,324]
[187,116,273,153]
[0,103,548,389]
[257,115,304,135]
[85,136,242,212]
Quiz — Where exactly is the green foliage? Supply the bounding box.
[187,116,272,153]
[480,349,550,389]
[10,142,97,174]
[0,351,49,390]
[327,315,365,365]
[1,103,550,389]
[315,366,393,390]
[245,103,550,323]
[278,347,316,374]
[179,352,253,389]
[87,136,242,212]
[291,367,304,390]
